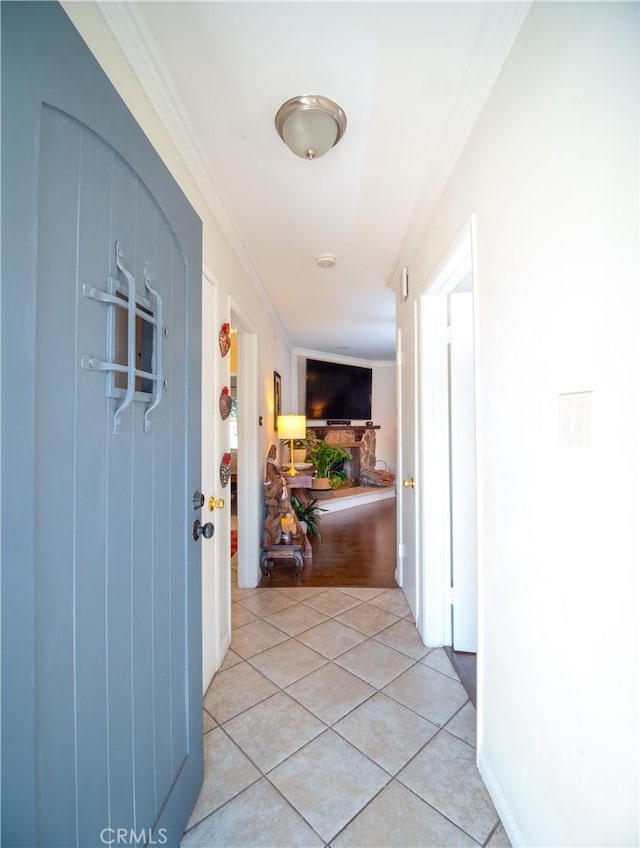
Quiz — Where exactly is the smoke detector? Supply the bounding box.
[316,254,337,268]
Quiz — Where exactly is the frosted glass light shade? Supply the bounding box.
[275,95,346,160]
[277,414,306,439]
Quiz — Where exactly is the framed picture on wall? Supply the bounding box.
[273,371,281,431]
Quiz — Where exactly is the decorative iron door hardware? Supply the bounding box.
[81,241,165,434]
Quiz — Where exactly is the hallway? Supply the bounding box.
[258,497,398,588]
[182,582,509,847]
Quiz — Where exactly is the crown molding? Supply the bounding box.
[292,347,394,369]
[387,1,532,292]
[97,1,292,349]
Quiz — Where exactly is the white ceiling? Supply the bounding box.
[99,1,530,361]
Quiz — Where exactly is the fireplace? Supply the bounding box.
[307,425,378,485]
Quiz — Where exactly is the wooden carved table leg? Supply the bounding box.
[260,551,272,578]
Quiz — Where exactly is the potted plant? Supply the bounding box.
[290,438,309,465]
[290,494,327,540]
[310,441,351,490]
[286,429,318,465]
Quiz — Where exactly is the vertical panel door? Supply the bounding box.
[1,3,203,846]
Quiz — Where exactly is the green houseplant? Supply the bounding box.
[310,441,351,489]
[287,429,319,464]
[290,494,327,540]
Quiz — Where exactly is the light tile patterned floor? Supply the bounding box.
[182,580,511,848]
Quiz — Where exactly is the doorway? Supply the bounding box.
[419,217,480,671]
[229,328,239,572]
[200,291,261,683]
[448,277,478,654]
[201,269,230,687]
[229,303,261,591]
[398,304,420,623]
[445,273,478,703]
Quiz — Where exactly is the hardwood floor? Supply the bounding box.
[255,494,478,706]
[258,497,397,588]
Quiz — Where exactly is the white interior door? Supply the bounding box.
[449,290,478,652]
[201,271,231,691]
[398,306,419,621]
[417,219,477,649]
[231,307,261,589]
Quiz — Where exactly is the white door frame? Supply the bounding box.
[396,304,421,628]
[202,267,229,689]
[417,216,482,652]
[229,297,262,589]
[449,288,478,652]
[200,283,262,688]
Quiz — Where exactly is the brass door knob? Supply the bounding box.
[208,496,225,511]
[403,478,415,488]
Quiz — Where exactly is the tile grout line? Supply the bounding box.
[482,818,504,848]
[202,695,398,845]
[263,751,395,846]
[191,721,486,847]
[392,772,487,846]
[209,639,465,775]
[195,590,491,847]
[223,598,469,729]
[212,649,471,782]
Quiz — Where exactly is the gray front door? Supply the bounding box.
[2,3,203,846]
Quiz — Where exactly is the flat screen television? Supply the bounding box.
[305,358,372,421]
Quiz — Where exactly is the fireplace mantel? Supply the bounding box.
[307,424,380,439]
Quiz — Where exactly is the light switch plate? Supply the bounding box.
[558,391,592,448]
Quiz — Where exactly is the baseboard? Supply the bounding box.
[477,748,528,847]
[208,629,232,687]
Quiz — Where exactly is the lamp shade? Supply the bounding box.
[275,95,346,160]
[277,414,306,439]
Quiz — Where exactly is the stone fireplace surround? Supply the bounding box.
[307,425,379,485]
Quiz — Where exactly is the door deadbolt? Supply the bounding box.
[192,519,214,541]
[208,497,225,511]
[403,478,415,488]
[192,490,205,510]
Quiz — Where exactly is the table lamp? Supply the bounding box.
[277,414,306,476]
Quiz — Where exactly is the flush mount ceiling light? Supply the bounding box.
[275,95,347,160]
[315,254,337,268]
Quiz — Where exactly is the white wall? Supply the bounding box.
[400,3,639,845]
[371,364,396,473]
